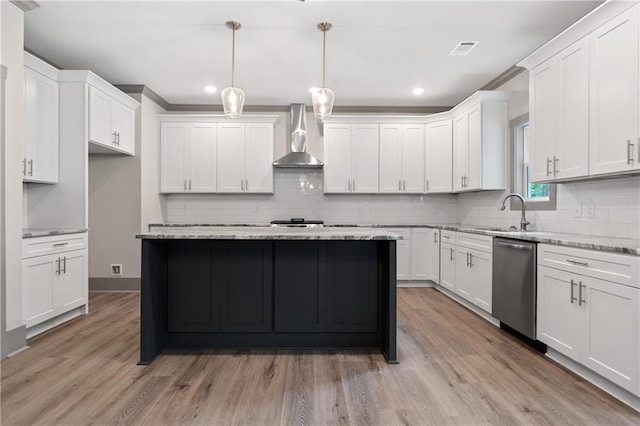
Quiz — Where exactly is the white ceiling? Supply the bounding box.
[24,0,603,107]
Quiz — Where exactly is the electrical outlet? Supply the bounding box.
[110,264,122,276]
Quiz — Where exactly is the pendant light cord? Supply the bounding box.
[322,29,326,88]
[231,26,236,87]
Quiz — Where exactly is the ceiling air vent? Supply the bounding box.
[449,41,479,56]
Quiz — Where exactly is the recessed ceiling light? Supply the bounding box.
[412,88,425,95]
[204,85,217,94]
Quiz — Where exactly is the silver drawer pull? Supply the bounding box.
[566,259,589,267]
[52,242,69,247]
[570,279,577,304]
[546,157,552,176]
[627,140,634,165]
[578,281,585,306]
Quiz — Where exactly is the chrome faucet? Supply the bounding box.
[499,193,531,231]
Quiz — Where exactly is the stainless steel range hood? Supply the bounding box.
[273,103,323,168]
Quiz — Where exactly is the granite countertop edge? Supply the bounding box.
[147,223,639,255]
[22,228,89,239]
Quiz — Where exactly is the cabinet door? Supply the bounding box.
[453,113,468,191]
[379,124,403,193]
[589,5,640,175]
[217,123,245,192]
[529,58,557,183]
[23,255,56,327]
[555,36,589,180]
[429,230,440,284]
[410,228,430,280]
[216,242,272,333]
[244,123,273,193]
[24,68,58,183]
[351,124,379,193]
[189,123,217,193]
[88,86,114,147]
[469,249,492,313]
[401,124,425,193]
[466,104,483,190]
[56,250,87,311]
[274,242,326,332]
[160,123,188,193]
[581,278,639,394]
[439,243,456,292]
[326,242,378,333]
[425,120,452,193]
[455,248,474,302]
[323,124,352,193]
[390,229,411,280]
[167,241,218,332]
[536,266,580,360]
[111,100,135,155]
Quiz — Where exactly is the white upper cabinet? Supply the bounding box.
[379,124,425,193]
[217,122,274,193]
[452,96,507,192]
[88,86,136,155]
[530,37,590,183]
[520,2,640,181]
[324,123,379,193]
[23,53,59,184]
[425,120,452,193]
[161,123,217,193]
[589,4,639,175]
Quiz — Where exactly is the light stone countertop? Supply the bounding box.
[147,223,639,255]
[137,226,403,241]
[23,228,88,239]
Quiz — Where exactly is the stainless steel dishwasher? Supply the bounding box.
[492,238,537,341]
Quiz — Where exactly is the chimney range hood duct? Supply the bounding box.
[273,103,323,168]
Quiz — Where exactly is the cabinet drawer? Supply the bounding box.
[538,244,640,288]
[456,232,493,253]
[23,233,88,259]
[441,230,456,243]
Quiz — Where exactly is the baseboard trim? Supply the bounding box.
[434,285,499,326]
[545,348,640,412]
[26,307,86,339]
[89,277,141,292]
[1,325,27,359]
[398,280,435,288]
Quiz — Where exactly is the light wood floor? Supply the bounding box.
[2,289,638,425]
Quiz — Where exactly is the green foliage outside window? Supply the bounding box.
[528,183,550,198]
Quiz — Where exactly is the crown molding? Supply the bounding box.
[480,65,526,91]
[9,0,39,12]
[116,85,171,111]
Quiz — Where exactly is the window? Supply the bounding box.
[511,114,556,210]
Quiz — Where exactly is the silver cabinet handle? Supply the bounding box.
[570,279,577,304]
[461,175,464,188]
[426,179,429,191]
[245,179,249,191]
[52,242,69,247]
[56,258,61,275]
[184,179,187,191]
[469,252,474,268]
[546,157,552,176]
[433,233,437,243]
[117,132,121,145]
[28,159,33,176]
[578,281,585,306]
[240,179,244,191]
[553,156,559,175]
[188,179,192,191]
[466,252,470,267]
[627,140,635,165]
[566,259,589,267]
[450,247,454,261]
[403,180,406,191]
[112,131,118,144]
[398,180,402,191]
[62,256,67,274]
[22,159,27,176]
[352,180,356,191]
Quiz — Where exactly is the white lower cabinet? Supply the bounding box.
[390,228,440,283]
[410,228,430,280]
[390,229,411,280]
[537,244,640,396]
[22,233,88,334]
[439,231,493,313]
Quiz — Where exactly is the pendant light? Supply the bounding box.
[221,21,245,118]
[312,22,335,119]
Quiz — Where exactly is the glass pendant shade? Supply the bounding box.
[221,86,245,118]
[311,88,335,119]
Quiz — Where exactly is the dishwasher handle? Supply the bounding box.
[494,241,533,251]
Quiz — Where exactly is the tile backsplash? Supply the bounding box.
[166,169,457,226]
[166,170,639,239]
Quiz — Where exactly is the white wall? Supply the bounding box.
[456,70,640,239]
[2,1,25,331]
[140,94,167,232]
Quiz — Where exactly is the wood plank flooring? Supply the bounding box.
[2,288,638,425]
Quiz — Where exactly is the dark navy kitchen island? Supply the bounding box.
[136,227,400,365]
